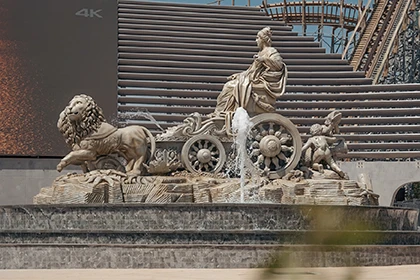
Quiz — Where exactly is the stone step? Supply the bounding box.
[1,243,420,268]
[118,52,349,65]
[118,49,344,61]
[118,15,288,29]
[118,9,269,22]
[118,24,297,36]
[118,42,325,53]
[118,73,368,85]
[119,3,265,18]
[0,229,419,245]
[120,47,346,61]
[286,83,420,93]
[118,65,366,79]
[118,92,418,107]
[118,34,314,45]
[118,21,294,32]
[0,204,417,231]
[118,77,372,89]
[119,37,322,48]
[119,0,266,15]
[117,58,352,71]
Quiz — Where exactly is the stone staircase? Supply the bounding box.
[0,204,419,268]
[117,0,420,162]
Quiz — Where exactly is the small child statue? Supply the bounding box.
[301,111,349,179]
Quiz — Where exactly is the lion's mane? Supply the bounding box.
[58,94,105,147]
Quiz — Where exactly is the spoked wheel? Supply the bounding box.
[181,135,226,174]
[248,113,302,179]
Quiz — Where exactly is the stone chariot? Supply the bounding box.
[149,112,302,180]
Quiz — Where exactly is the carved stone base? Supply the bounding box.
[34,171,379,206]
[259,179,379,205]
[33,170,126,204]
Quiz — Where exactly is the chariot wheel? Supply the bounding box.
[248,113,302,179]
[181,135,226,174]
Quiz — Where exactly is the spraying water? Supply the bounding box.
[232,107,253,203]
[119,109,165,131]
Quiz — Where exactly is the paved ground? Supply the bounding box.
[0,265,419,280]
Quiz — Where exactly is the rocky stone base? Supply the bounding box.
[34,170,126,204]
[34,170,379,206]
[259,179,379,206]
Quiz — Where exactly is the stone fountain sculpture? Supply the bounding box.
[34,27,379,206]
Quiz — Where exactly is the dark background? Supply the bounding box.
[0,0,117,156]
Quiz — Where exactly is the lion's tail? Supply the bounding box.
[142,127,156,163]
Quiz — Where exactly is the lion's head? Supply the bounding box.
[58,94,105,146]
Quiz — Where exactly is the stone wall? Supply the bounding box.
[0,204,418,268]
[1,244,420,268]
[0,158,78,205]
[339,161,420,206]
[0,204,417,231]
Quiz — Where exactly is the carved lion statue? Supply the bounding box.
[57,94,156,175]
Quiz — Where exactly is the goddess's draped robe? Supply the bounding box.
[213,46,287,117]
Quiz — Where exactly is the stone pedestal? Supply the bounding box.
[34,172,378,206]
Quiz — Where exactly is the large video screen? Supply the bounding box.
[0,0,117,156]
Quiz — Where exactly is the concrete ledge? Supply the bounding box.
[1,244,420,268]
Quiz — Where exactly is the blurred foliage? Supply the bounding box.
[259,207,381,280]
[406,182,420,200]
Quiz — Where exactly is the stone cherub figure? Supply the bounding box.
[301,111,348,179]
[211,26,288,117]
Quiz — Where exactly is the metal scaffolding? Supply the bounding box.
[261,0,420,84]
[260,0,371,54]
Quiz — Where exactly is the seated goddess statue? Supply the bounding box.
[211,26,287,117]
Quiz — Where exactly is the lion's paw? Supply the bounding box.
[57,162,65,172]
